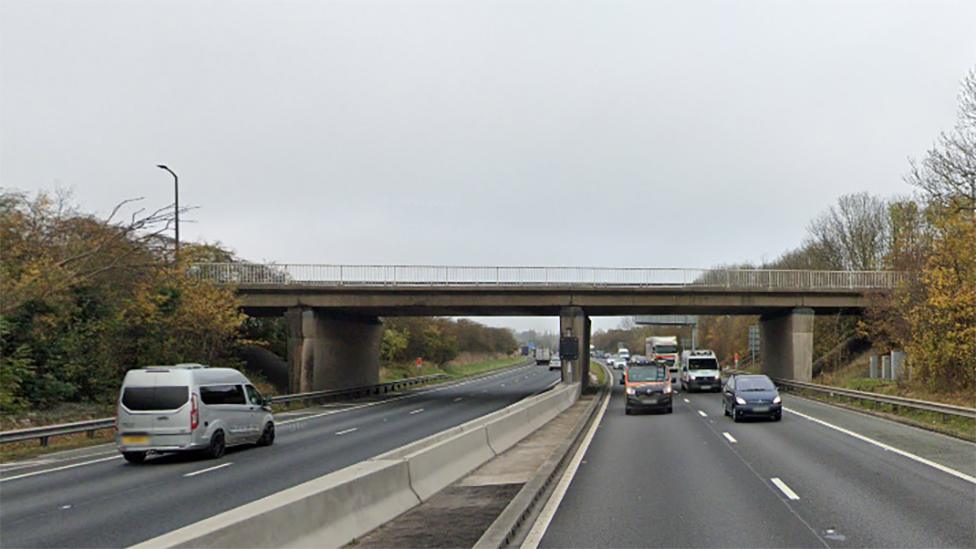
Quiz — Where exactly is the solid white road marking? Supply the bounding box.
[683,398,690,403]
[523,363,612,549]
[409,408,424,415]
[183,462,233,478]
[453,397,463,402]
[698,410,708,417]
[784,406,976,485]
[722,432,738,444]
[0,455,122,483]
[771,477,800,500]
[278,364,534,426]
[335,428,358,436]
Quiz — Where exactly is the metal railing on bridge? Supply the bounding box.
[189,263,907,290]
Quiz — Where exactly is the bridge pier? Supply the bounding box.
[760,307,814,381]
[285,307,382,393]
[559,307,591,389]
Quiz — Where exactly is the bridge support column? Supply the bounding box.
[285,308,382,393]
[559,307,590,389]
[760,308,814,381]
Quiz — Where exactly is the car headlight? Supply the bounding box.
[773,395,781,404]
[626,387,635,395]
[735,396,747,405]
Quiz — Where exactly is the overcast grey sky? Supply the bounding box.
[2,0,974,332]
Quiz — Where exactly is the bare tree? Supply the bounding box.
[906,69,976,217]
[806,192,892,271]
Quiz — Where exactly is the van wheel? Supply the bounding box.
[666,406,673,414]
[122,451,147,464]
[257,422,275,446]
[204,431,226,459]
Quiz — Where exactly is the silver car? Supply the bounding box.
[116,364,275,463]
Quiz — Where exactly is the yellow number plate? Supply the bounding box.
[122,435,150,445]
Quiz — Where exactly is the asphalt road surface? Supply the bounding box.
[536,370,976,548]
[0,364,560,548]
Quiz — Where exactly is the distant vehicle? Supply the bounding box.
[646,336,680,374]
[680,349,721,392]
[549,356,562,371]
[534,347,552,366]
[116,364,275,464]
[629,354,652,365]
[624,362,673,414]
[617,348,631,364]
[722,374,782,422]
[606,357,617,368]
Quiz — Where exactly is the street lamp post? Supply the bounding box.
[156,165,179,262]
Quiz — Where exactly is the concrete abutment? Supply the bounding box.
[760,307,814,381]
[285,307,382,393]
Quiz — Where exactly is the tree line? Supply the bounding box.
[0,191,519,413]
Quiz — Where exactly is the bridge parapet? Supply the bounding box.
[189,263,906,291]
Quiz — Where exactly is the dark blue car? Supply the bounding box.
[722,374,782,422]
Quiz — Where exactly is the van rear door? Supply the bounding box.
[119,381,190,445]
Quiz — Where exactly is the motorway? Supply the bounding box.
[534,368,976,548]
[0,363,560,548]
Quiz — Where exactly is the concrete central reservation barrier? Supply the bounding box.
[134,381,580,549]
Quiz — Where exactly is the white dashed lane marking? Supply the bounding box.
[771,477,800,500]
[184,462,233,478]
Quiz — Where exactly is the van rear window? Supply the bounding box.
[122,386,188,410]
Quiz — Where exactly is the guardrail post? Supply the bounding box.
[40,436,49,447]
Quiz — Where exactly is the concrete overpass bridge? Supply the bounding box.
[191,264,905,393]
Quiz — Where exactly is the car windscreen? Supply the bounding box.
[689,358,719,370]
[655,345,678,354]
[737,377,776,391]
[628,366,667,382]
[200,384,246,405]
[122,386,188,410]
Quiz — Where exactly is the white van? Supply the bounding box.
[617,348,631,364]
[679,350,721,392]
[115,364,275,463]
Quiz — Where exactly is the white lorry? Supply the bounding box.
[646,336,680,374]
[617,347,631,365]
[679,349,722,392]
[534,347,552,366]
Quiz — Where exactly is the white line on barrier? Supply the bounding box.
[771,477,800,500]
[523,364,612,549]
[184,462,233,478]
[409,409,424,415]
[698,410,708,417]
[722,432,737,444]
[784,407,976,485]
[0,455,122,483]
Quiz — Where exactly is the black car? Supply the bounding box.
[722,374,782,422]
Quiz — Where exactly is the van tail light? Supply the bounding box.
[190,394,199,430]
